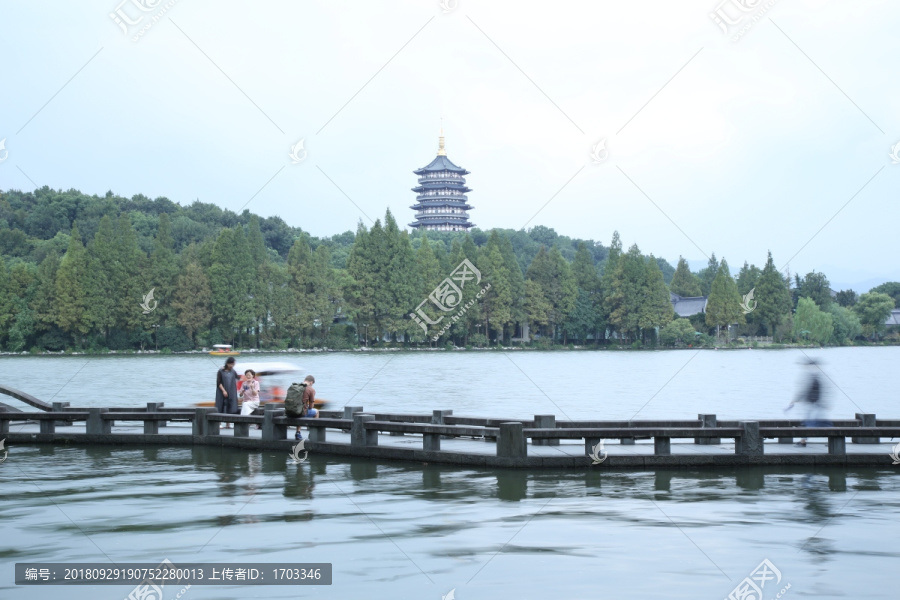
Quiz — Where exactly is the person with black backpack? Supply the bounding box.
[285,375,318,441]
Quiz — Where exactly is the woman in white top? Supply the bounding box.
[239,369,261,415]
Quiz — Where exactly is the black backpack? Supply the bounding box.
[284,382,308,418]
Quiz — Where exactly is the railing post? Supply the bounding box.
[351,414,377,447]
[654,436,671,456]
[696,414,720,445]
[497,422,526,459]
[147,402,166,429]
[621,420,635,445]
[86,408,111,435]
[532,414,558,446]
[852,413,878,444]
[0,407,9,435]
[233,422,250,438]
[432,409,452,424]
[192,407,213,436]
[343,406,363,419]
[52,401,70,427]
[735,421,763,457]
[828,436,847,456]
[424,429,441,452]
[308,423,327,442]
[40,416,56,435]
[343,406,363,432]
[262,403,286,441]
[144,402,163,434]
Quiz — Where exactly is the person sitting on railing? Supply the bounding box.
[240,369,262,430]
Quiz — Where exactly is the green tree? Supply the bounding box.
[754,252,792,337]
[55,224,92,344]
[659,318,696,346]
[171,261,211,345]
[853,292,894,339]
[640,256,675,340]
[870,282,900,307]
[698,252,718,296]
[792,297,833,345]
[477,244,511,342]
[607,244,648,342]
[735,261,761,296]
[828,304,861,344]
[600,231,623,340]
[669,256,702,297]
[795,271,832,309]
[834,289,858,307]
[705,259,745,338]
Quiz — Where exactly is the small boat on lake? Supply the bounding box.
[209,344,239,356]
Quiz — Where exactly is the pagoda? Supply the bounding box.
[409,129,474,231]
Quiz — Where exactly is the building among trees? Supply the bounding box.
[409,129,474,232]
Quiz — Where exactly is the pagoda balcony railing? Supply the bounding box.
[415,213,470,219]
[415,193,469,200]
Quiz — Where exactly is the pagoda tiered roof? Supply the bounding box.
[413,154,470,175]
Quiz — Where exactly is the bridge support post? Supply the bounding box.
[532,415,558,446]
[853,413,878,444]
[233,422,250,438]
[87,408,111,435]
[352,414,377,447]
[52,402,70,427]
[696,414,720,445]
[148,402,166,428]
[736,421,763,457]
[343,406,363,432]
[424,432,441,452]
[497,422,526,459]
[192,408,213,436]
[828,436,847,456]
[654,437,671,456]
[40,418,55,434]
[262,404,286,441]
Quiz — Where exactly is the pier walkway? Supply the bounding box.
[2,401,899,469]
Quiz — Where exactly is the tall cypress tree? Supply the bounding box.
[705,258,745,338]
[669,256,702,297]
[55,224,91,344]
[172,260,211,345]
[753,252,791,337]
[640,255,675,340]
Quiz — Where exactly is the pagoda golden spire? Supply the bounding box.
[437,125,446,156]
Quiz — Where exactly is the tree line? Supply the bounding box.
[0,187,896,351]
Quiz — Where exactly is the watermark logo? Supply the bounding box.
[725,559,789,600]
[740,287,757,314]
[709,0,778,42]
[439,0,458,14]
[590,139,608,164]
[140,288,158,314]
[442,588,456,600]
[0,138,8,163]
[109,0,180,42]
[289,439,308,464]
[125,558,190,600]
[410,259,491,341]
[890,441,900,465]
[889,141,900,165]
[0,439,7,464]
[589,440,607,465]
[289,139,307,164]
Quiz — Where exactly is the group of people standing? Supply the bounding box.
[214,357,317,435]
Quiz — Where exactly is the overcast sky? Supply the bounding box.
[1,0,898,290]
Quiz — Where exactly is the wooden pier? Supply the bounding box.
[1,389,899,469]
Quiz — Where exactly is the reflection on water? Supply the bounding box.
[2,445,899,599]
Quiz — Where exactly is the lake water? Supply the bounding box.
[2,348,899,599]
